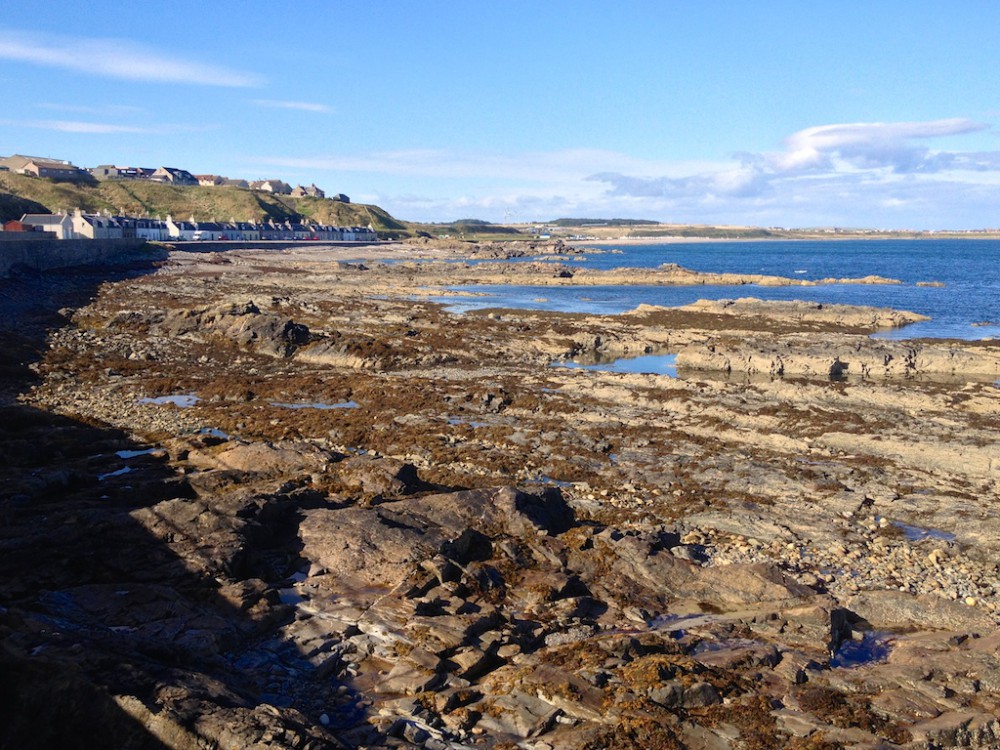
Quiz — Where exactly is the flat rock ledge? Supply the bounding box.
[678,334,1000,380]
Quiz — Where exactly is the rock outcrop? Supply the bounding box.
[677,333,1000,379]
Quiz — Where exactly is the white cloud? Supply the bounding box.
[0,29,263,87]
[255,148,686,185]
[251,120,1000,227]
[771,118,987,173]
[38,103,147,115]
[251,99,333,113]
[582,118,1000,226]
[0,118,211,135]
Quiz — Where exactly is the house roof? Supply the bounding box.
[2,154,79,170]
[155,167,196,179]
[21,213,69,226]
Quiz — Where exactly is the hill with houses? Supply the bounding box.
[0,158,407,235]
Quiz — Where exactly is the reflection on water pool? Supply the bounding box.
[553,353,678,377]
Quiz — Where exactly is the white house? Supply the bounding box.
[226,221,260,240]
[71,209,123,240]
[165,215,199,240]
[19,213,74,239]
[134,218,168,241]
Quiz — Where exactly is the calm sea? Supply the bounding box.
[440,239,1000,341]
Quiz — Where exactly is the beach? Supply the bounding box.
[2,241,999,749]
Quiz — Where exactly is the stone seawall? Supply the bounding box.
[160,240,390,253]
[0,238,153,277]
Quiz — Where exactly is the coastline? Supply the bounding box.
[3,242,999,748]
[573,233,1000,245]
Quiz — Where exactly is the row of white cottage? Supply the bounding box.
[20,210,378,242]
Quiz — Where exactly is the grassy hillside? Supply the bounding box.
[0,173,406,233]
[549,217,659,227]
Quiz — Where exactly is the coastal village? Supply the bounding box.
[0,153,377,243]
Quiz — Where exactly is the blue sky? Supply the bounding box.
[3,2,1000,228]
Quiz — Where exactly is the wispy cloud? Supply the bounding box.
[771,118,988,173]
[0,118,212,135]
[38,102,147,115]
[251,99,333,113]
[0,29,263,87]
[255,148,686,183]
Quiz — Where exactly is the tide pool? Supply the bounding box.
[553,353,678,377]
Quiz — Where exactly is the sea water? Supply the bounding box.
[439,239,1000,341]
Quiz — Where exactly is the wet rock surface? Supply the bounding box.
[1,246,999,749]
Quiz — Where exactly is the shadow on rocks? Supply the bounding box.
[0,260,356,749]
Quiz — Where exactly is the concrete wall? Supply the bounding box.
[0,238,152,278]
[161,240,385,252]
[0,231,57,242]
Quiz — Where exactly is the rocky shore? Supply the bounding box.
[1,243,999,749]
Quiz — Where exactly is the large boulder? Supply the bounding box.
[160,301,311,357]
[297,487,574,589]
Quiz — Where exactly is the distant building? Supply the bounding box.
[193,221,228,240]
[223,178,250,189]
[165,215,199,240]
[151,167,198,185]
[292,183,325,198]
[250,179,292,195]
[331,193,350,203]
[134,217,168,241]
[70,209,123,240]
[1,154,90,181]
[225,220,260,240]
[89,165,155,181]
[0,219,56,239]
[20,213,75,239]
[87,164,156,182]
[0,220,56,240]
[196,174,226,186]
